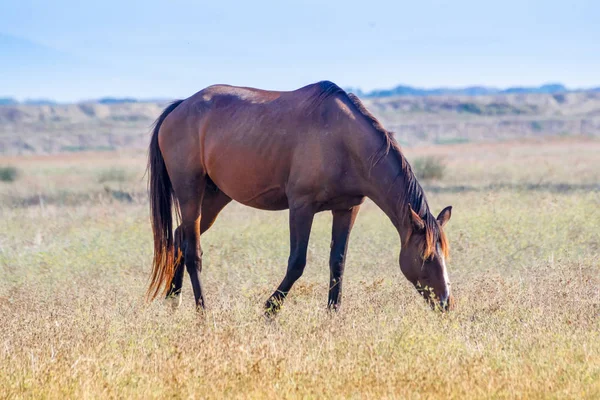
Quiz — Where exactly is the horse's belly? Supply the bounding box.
[231,185,289,211]
[203,134,293,210]
[208,167,289,211]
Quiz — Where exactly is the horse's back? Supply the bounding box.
[160,81,360,210]
[197,84,284,104]
[193,80,344,110]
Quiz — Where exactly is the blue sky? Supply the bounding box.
[1,0,599,102]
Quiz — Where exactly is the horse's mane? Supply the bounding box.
[343,90,449,259]
[314,80,347,103]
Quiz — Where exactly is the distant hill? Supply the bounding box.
[96,97,139,105]
[1,90,600,154]
[3,83,600,105]
[0,98,18,106]
[0,97,141,106]
[22,99,58,106]
[344,83,598,98]
[0,97,165,106]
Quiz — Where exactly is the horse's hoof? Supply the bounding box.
[166,294,182,310]
[264,298,283,318]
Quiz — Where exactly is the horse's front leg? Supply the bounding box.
[265,203,316,315]
[328,206,360,310]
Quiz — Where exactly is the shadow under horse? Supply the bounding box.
[146,81,454,313]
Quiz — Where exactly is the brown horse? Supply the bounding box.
[147,81,453,313]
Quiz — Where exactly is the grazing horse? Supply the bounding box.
[147,81,453,313]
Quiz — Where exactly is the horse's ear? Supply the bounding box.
[437,206,452,227]
[408,204,425,231]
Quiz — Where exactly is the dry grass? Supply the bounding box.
[1,138,599,398]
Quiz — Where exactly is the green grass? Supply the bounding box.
[531,121,543,131]
[0,166,19,182]
[60,145,116,153]
[434,137,470,145]
[411,156,446,181]
[97,167,131,183]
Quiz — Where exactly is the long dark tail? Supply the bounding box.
[146,99,185,301]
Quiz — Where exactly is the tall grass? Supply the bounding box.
[0,193,598,398]
[1,139,599,398]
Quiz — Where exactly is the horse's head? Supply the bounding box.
[399,205,454,311]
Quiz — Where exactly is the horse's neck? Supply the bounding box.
[362,151,411,241]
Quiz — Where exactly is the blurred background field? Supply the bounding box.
[2,90,600,154]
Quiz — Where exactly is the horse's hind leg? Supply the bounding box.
[165,225,185,309]
[200,182,232,235]
[168,169,207,310]
[166,188,231,309]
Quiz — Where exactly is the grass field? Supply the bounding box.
[1,137,599,398]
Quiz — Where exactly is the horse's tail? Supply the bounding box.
[146,100,185,301]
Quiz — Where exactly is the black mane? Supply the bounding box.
[344,90,446,256]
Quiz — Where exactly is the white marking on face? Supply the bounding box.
[437,243,450,297]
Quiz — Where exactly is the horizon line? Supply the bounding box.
[2,81,600,105]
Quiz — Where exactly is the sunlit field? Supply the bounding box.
[1,137,599,398]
